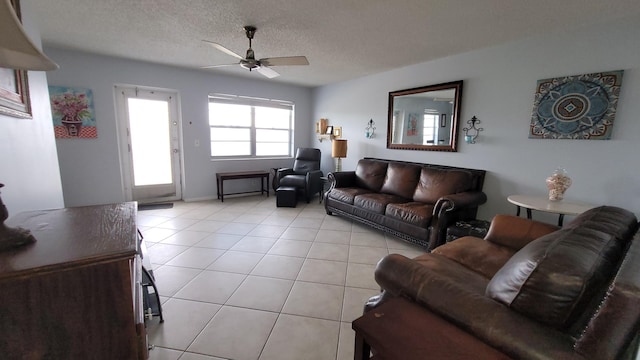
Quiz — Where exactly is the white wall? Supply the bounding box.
[0,0,64,214]
[45,49,313,206]
[313,18,640,222]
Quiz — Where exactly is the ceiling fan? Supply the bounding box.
[202,26,309,79]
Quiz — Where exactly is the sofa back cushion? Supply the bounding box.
[486,206,638,330]
[413,168,474,204]
[355,159,388,192]
[380,163,421,199]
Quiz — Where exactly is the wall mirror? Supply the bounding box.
[387,80,463,152]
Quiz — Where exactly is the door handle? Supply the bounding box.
[173,149,179,153]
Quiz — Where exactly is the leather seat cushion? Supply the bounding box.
[385,202,434,228]
[279,174,306,188]
[354,193,409,214]
[328,187,373,205]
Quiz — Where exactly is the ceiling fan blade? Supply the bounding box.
[257,65,280,79]
[202,40,244,60]
[260,56,309,67]
[200,63,239,69]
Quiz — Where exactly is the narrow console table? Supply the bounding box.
[507,194,596,226]
[216,171,270,202]
[0,202,147,359]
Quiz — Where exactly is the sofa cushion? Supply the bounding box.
[432,236,516,279]
[486,226,625,329]
[355,159,388,192]
[385,202,434,228]
[328,187,373,205]
[354,193,409,214]
[380,163,421,199]
[413,168,473,204]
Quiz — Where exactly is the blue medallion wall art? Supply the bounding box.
[529,70,623,140]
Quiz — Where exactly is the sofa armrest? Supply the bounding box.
[427,191,488,250]
[327,171,357,189]
[434,191,487,215]
[484,215,560,250]
[374,254,580,360]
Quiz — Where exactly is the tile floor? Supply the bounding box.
[140,195,425,360]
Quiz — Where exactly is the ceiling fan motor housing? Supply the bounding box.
[240,59,259,70]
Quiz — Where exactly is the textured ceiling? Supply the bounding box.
[31,0,640,87]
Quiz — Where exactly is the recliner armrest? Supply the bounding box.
[276,168,295,180]
[306,169,323,191]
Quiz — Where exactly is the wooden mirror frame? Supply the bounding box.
[386,80,463,152]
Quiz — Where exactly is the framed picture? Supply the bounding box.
[49,86,97,138]
[440,114,447,127]
[529,70,624,140]
[333,126,342,138]
[325,125,334,135]
[0,0,31,119]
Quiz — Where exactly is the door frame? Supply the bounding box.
[114,84,185,203]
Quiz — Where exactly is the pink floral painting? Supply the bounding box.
[49,86,97,138]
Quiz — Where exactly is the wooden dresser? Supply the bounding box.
[0,202,147,359]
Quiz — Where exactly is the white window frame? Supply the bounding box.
[208,94,294,159]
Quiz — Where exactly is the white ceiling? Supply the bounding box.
[31,0,640,87]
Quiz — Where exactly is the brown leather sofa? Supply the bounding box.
[365,206,640,359]
[324,158,486,250]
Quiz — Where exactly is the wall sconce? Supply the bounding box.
[331,139,348,172]
[462,116,483,144]
[365,119,376,139]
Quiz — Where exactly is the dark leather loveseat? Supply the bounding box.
[365,206,640,359]
[324,158,486,250]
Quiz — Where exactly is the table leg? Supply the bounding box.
[515,205,521,217]
[526,208,532,220]
[216,176,220,200]
[558,214,564,227]
[354,332,371,360]
[220,179,224,202]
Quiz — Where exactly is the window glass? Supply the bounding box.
[209,95,293,158]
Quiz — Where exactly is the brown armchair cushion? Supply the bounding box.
[413,169,473,204]
[484,215,560,251]
[486,227,622,329]
[432,236,517,279]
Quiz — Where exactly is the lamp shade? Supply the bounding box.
[0,0,58,70]
[332,139,348,158]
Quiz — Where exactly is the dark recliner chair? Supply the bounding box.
[276,148,323,203]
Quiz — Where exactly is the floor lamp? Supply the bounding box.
[332,139,348,172]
